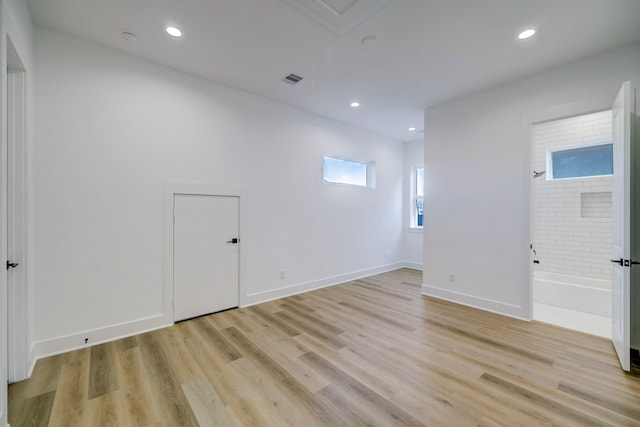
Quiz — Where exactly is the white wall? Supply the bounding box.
[532,111,613,281]
[402,139,423,269]
[32,27,404,357]
[422,43,640,321]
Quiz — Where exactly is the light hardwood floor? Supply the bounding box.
[9,268,640,426]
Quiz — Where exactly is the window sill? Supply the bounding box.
[408,227,423,233]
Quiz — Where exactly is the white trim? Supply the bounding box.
[6,42,28,382]
[22,262,419,378]
[421,284,530,321]
[26,346,36,379]
[30,314,170,364]
[403,261,422,271]
[0,23,9,427]
[163,182,248,320]
[243,262,405,307]
[278,0,391,37]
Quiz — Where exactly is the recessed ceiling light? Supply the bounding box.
[166,26,182,37]
[518,28,536,40]
[350,102,360,108]
[408,127,416,131]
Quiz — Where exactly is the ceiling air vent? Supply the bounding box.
[281,72,304,85]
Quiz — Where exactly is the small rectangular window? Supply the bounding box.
[323,156,374,187]
[412,167,424,228]
[548,142,613,180]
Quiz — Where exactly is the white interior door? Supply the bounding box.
[611,81,633,372]
[0,104,6,427]
[173,194,240,321]
[7,65,27,383]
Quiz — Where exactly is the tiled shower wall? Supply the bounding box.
[531,110,612,281]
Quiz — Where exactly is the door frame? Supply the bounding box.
[163,182,247,321]
[6,36,27,382]
[527,88,639,369]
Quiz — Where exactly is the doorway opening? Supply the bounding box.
[531,110,613,337]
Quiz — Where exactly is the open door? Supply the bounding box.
[611,81,634,372]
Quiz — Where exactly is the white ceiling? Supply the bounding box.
[26,0,640,141]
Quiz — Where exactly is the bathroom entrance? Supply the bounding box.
[531,110,614,337]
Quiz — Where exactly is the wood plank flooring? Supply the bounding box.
[9,268,640,426]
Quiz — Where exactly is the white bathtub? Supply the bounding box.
[533,271,611,317]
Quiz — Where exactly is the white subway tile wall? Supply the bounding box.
[581,192,612,219]
[531,110,612,280]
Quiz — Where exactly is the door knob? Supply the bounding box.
[610,258,624,266]
[226,238,239,244]
[6,261,19,270]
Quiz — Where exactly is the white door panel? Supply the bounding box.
[174,195,239,321]
[611,81,633,372]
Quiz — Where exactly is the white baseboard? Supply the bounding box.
[402,261,423,271]
[26,347,37,379]
[421,284,530,321]
[30,314,172,366]
[242,262,406,307]
[27,263,416,378]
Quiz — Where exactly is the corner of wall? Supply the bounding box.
[242,262,406,307]
[403,261,423,271]
[26,344,36,379]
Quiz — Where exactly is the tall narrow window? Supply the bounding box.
[413,167,424,228]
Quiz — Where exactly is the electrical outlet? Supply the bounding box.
[280,270,286,279]
[448,273,456,283]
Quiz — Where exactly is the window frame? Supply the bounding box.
[410,166,424,230]
[323,155,376,188]
[546,140,613,181]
